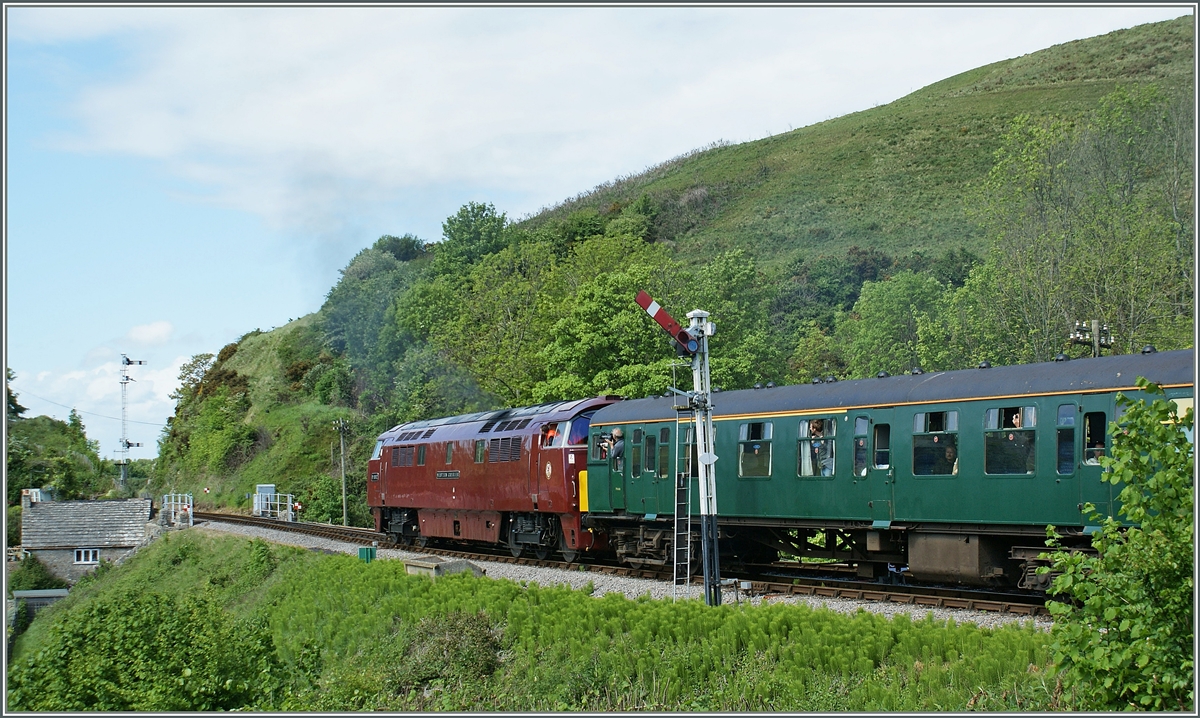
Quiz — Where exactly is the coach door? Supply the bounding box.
[866,410,895,526]
[1078,393,1113,521]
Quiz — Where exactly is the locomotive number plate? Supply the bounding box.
[436,470,460,479]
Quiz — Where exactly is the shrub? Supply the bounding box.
[8,554,69,594]
[1044,379,1194,711]
[6,590,283,711]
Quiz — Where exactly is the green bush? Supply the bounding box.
[1044,379,1194,711]
[8,554,68,594]
[7,504,21,547]
[6,590,283,711]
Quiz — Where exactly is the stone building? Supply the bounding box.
[20,498,153,583]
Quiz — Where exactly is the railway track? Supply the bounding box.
[193,511,1048,616]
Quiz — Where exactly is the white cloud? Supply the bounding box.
[126,320,173,346]
[11,6,1189,236]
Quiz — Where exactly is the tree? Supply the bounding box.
[170,354,215,404]
[7,367,27,421]
[964,85,1193,365]
[1044,379,1193,710]
[837,271,944,378]
[433,202,511,275]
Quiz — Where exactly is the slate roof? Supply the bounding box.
[21,498,152,549]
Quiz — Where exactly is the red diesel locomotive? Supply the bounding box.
[367,395,618,561]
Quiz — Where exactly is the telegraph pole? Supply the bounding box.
[333,418,349,525]
[635,291,722,605]
[118,354,146,488]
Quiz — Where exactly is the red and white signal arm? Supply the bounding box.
[635,291,699,354]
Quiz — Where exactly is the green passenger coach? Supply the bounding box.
[584,348,1193,588]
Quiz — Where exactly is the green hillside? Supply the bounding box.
[521,15,1194,269]
[141,16,1192,511]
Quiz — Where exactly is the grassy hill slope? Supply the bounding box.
[522,15,1193,269]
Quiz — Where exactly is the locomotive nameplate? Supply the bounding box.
[435,470,460,479]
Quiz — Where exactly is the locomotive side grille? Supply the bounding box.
[423,428,437,438]
[515,418,531,430]
[481,421,498,433]
[391,447,400,467]
[487,437,522,462]
[398,446,415,467]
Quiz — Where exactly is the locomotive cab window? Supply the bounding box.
[371,440,384,460]
[985,406,1036,474]
[1057,404,1076,474]
[739,422,773,478]
[541,421,567,448]
[912,411,958,476]
[567,412,594,446]
[798,419,834,477]
[1084,412,1106,464]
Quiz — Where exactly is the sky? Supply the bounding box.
[4,4,1193,461]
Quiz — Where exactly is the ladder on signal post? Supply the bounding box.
[672,473,691,602]
[672,369,700,605]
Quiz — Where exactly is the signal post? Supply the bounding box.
[635,291,722,606]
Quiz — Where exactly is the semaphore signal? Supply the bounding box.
[118,354,147,488]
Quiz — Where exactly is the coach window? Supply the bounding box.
[591,433,607,461]
[657,428,670,479]
[738,422,773,478]
[417,445,426,466]
[912,411,958,476]
[985,406,1036,474]
[1083,412,1106,464]
[644,432,657,475]
[873,424,891,469]
[798,419,834,477]
[445,442,453,465]
[631,429,644,476]
[1057,404,1076,474]
[474,439,486,464]
[853,417,868,477]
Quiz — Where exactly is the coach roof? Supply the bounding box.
[592,349,1194,426]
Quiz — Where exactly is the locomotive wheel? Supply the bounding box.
[534,545,550,561]
[414,536,428,549]
[508,532,523,558]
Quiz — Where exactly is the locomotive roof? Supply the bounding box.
[380,395,616,442]
[592,349,1194,426]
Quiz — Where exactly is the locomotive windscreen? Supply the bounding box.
[568,411,595,445]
